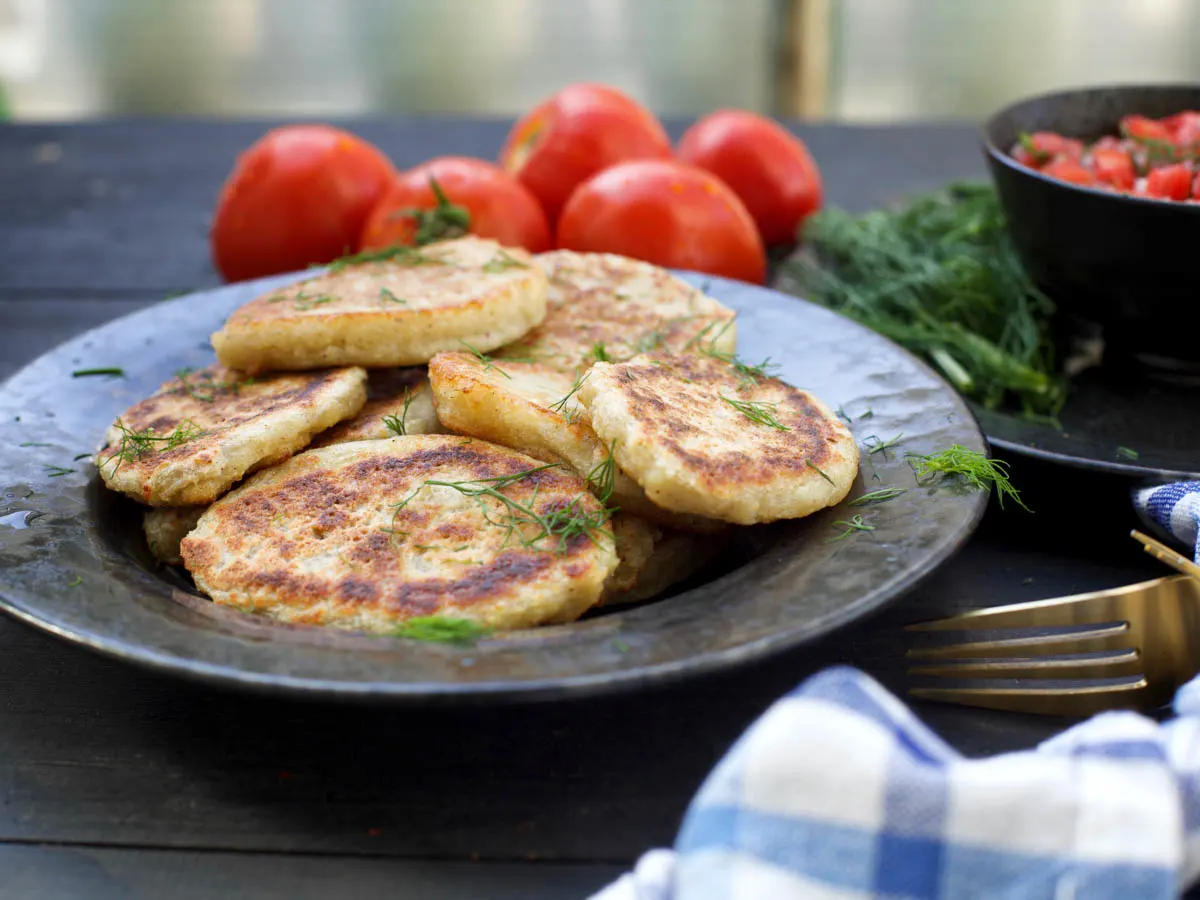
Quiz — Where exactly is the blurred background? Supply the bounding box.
[2,0,1200,122]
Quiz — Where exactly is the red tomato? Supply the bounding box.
[1192,171,1200,199]
[211,125,396,282]
[1145,162,1193,200]
[358,156,550,253]
[1041,158,1096,187]
[1012,132,1083,168]
[1167,111,1200,149]
[556,160,766,284]
[500,83,672,226]
[1120,115,1172,143]
[676,110,822,246]
[1089,148,1136,190]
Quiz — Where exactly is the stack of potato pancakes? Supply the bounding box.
[98,236,858,634]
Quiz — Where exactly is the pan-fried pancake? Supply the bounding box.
[495,250,736,374]
[143,506,206,566]
[313,367,443,447]
[427,350,723,531]
[97,364,367,507]
[579,353,858,524]
[180,436,618,633]
[600,529,713,607]
[212,236,548,372]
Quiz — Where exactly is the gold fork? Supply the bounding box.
[905,531,1200,716]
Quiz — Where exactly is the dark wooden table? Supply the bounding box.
[0,118,1171,899]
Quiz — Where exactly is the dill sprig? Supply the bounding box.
[781,182,1066,417]
[43,464,74,477]
[829,514,876,542]
[549,372,590,421]
[379,287,408,306]
[327,244,443,273]
[1116,446,1140,461]
[72,367,124,378]
[864,433,904,457]
[589,342,614,363]
[683,317,736,351]
[388,463,612,556]
[395,177,472,246]
[908,445,1029,511]
[382,389,415,437]
[459,340,512,379]
[102,419,204,472]
[292,292,335,312]
[849,487,908,506]
[805,459,835,485]
[391,615,490,644]
[482,250,530,273]
[586,442,618,504]
[721,395,789,431]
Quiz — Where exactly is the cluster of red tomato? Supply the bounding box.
[210,84,823,286]
[1011,112,1200,201]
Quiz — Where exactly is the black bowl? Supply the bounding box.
[982,84,1200,371]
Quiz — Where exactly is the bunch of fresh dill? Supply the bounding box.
[778,182,1065,418]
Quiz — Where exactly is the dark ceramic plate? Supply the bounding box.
[0,274,987,702]
[972,364,1200,481]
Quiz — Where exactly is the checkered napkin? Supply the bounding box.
[592,666,1200,900]
[591,483,1200,900]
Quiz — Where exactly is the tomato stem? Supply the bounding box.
[390,177,472,246]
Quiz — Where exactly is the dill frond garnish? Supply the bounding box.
[482,250,530,273]
[458,340,512,379]
[393,177,472,246]
[829,514,876,542]
[782,182,1065,417]
[549,372,590,421]
[391,616,490,644]
[805,460,835,485]
[327,244,442,273]
[379,287,409,306]
[721,395,789,431]
[19,441,53,447]
[103,419,203,472]
[72,367,124,378]
[292,292,335,312]
[382,388,414,437]
[174,368,257,403]
[864,433,904,457]
[849,487,907,506]
[1116,446,1140,461]
[589,342,614,363]
[908,445,1029,511]
[385,463,612,556]
[43,464,74,477]
[67,575,82,587]
[586,442,617,504]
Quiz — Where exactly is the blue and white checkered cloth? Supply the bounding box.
[592,482,1200,900]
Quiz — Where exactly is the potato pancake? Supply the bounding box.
[98,364,367,507]
[180,435,618,633]
[427,350,722,531]
[212,236,548,372]
[496,250,736,374]
[579,353,858,524]
[143,506,206,566]
[313,367,443,447]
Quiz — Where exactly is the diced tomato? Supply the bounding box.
[1012,131,1083,168]
[1121,114,1173,143]
[1089,148,1136,190]
[1145,162,1193,200]
[1041,158,1096,187]
[1168,111,1200,151]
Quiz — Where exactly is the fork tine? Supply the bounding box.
[909,678,1152,716]
[904,577,1181,632]
[906,623,1130,659]
[907,647,1141,679]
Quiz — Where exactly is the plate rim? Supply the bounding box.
[0,270,990,702]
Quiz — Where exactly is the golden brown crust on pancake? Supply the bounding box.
[313,368,443,447]
[212,236,548,372]
[98,364,367,507]
[180,436,618,632]
[600,529,714,607]
[496,250,736,374]
[579,353,859,524]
